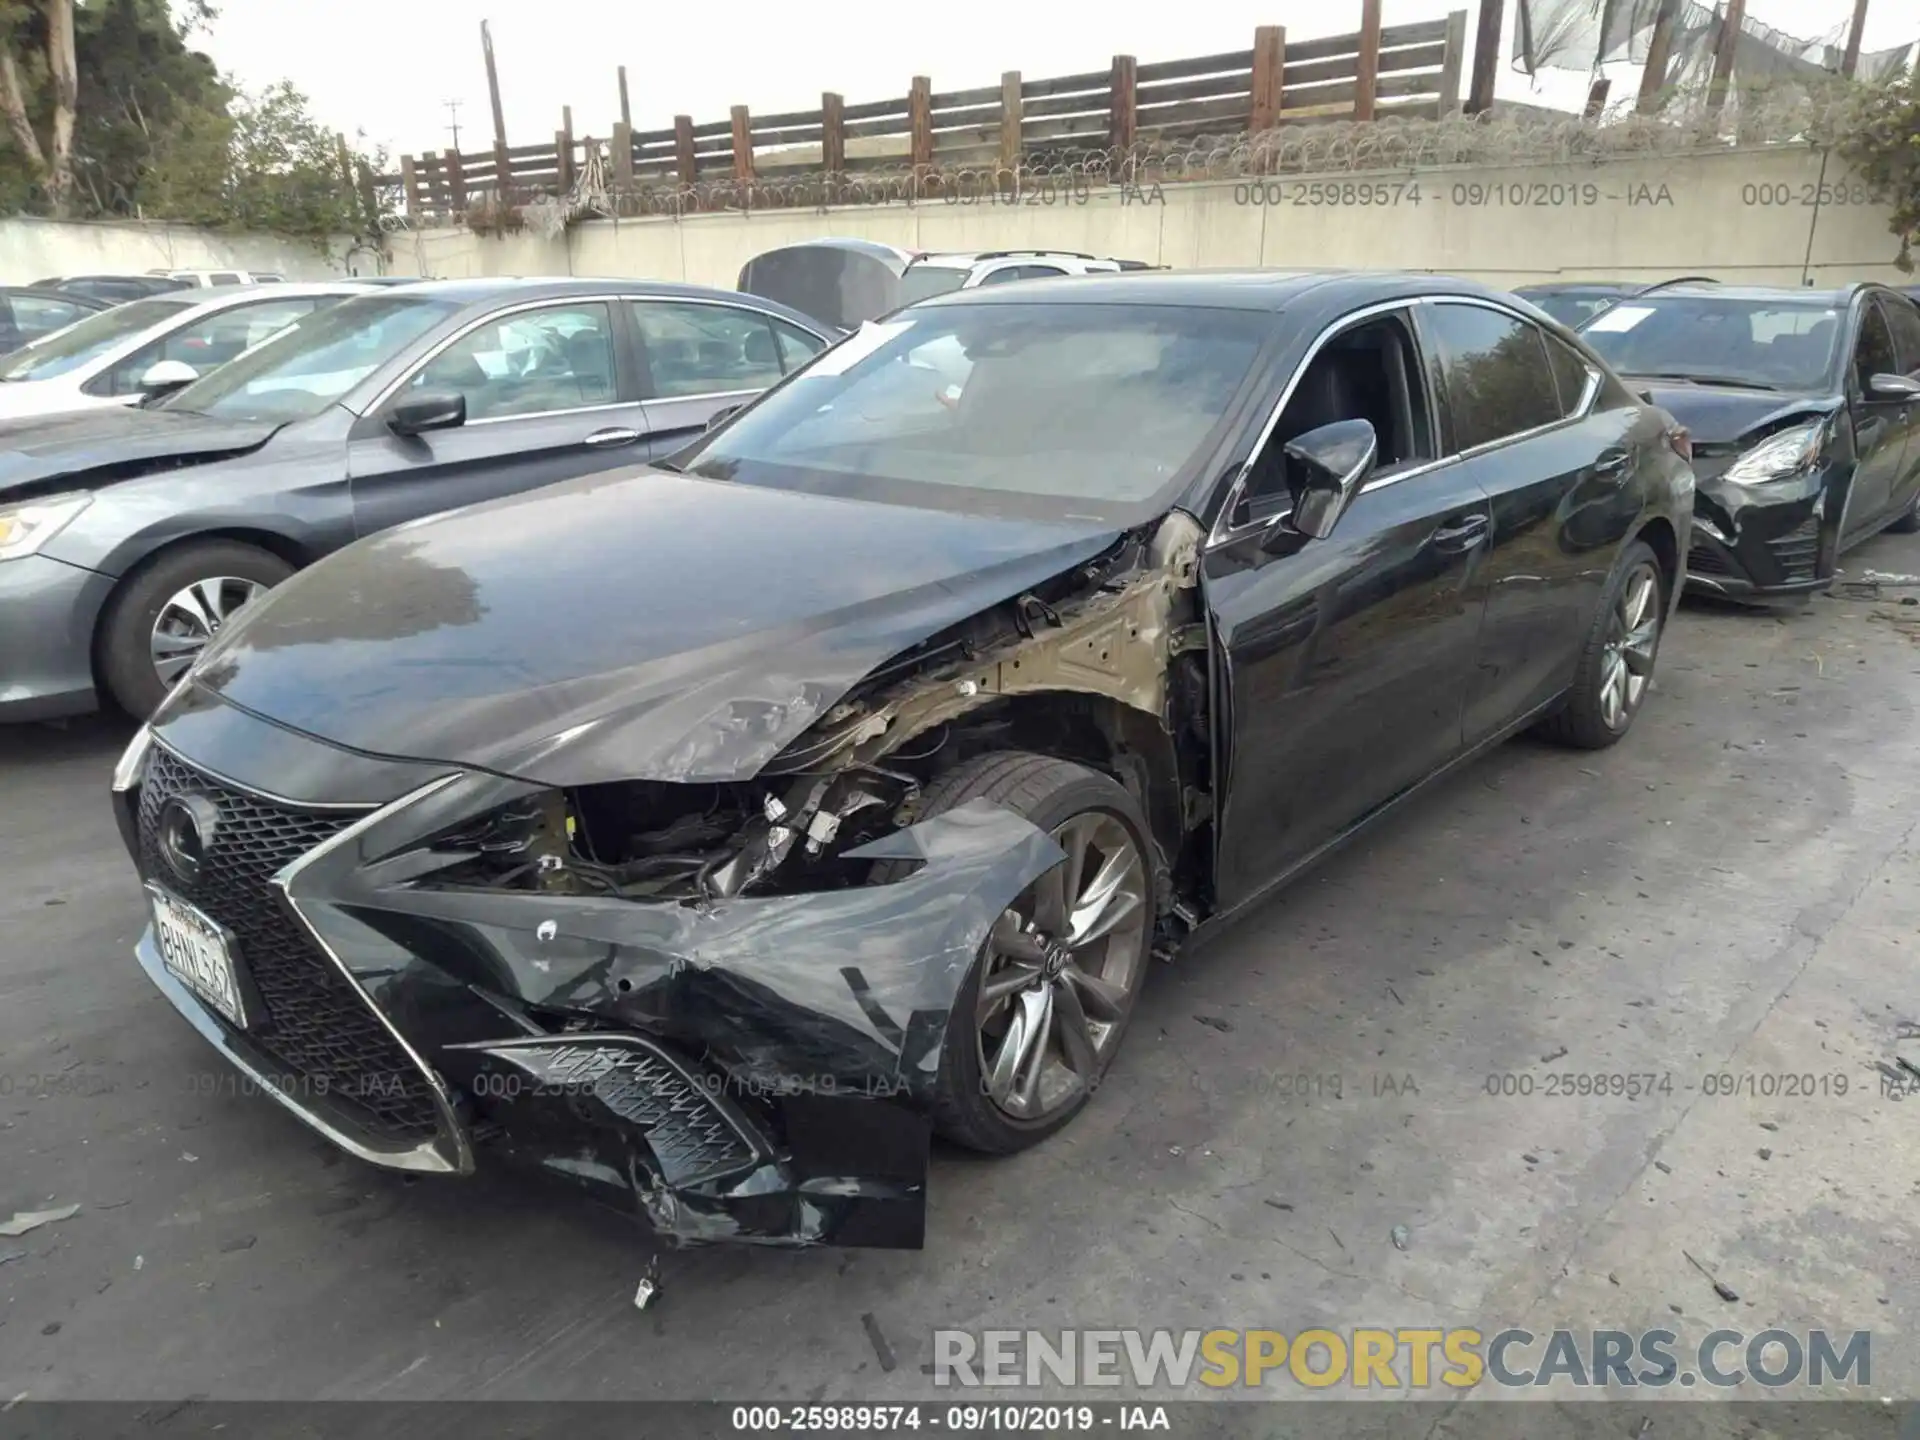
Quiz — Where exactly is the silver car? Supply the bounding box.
[0,283,375,422]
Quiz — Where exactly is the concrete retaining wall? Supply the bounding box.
[0,217,370,284]
[384,145,1911,291]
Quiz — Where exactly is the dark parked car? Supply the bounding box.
[738,237,1152,329]
[33,273,194,302]
[1514,277,1718,329]
[110,270,1692,1250]
[0,285,110,353]
[1575,282,1920,598]
[0,277,833,721]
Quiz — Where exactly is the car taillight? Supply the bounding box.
[1668,426,1692,461]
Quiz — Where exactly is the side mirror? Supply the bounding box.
[387,388,466,437]
[705,403,742,432]
[1869,372,1920,401]
[1282,418,1377,540]
[138,359,198,397]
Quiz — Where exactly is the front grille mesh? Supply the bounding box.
[512,1043,759,1186]
[137,747,442,1142]
[1687,543,1734,578]
[1766,517,1821,584]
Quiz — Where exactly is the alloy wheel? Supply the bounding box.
[1599,562,1661,732]
[150,576,268,687]
[973,811,1149,1122]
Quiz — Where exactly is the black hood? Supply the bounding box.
[1628,381,1841,449]
[184,467,1123,787]
[0,405,278,502]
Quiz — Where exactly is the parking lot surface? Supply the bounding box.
[5,535,1920,1416]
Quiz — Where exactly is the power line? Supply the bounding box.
[444,99,464,152]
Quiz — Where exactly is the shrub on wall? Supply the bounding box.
[1817,66,1920,272]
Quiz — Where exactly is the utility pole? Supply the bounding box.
[444,99,464,153]
[482,20,508,151]
[1840,0,1870,75]
[481,19,510,198]
[1466,0,1506,114]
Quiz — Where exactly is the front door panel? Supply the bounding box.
[1204,461,1492,913]
[347,405,647,539]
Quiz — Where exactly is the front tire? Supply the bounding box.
[1538,539,1666,750]
[97,541,293,718]
[876,751,1155,1155]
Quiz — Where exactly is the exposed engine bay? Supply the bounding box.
[432,510,1213,920]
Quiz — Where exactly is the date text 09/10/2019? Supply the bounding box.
[731,1406,1168,1431]
[934,179,1681,208]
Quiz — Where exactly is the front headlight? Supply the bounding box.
[0,493,90,560]
[1721,422,1824,487]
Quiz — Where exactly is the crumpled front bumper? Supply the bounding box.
[118,702,1065,1250]
[1685,464,1844,599]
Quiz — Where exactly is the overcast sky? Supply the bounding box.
[194,0,1920,157]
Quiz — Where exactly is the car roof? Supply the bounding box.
[1515,281,1636,294]
[1624,282,1859,304]
[383,275,835,333]
[386,276,799,304]
[139,282,376,315]
[911,268,1532,313]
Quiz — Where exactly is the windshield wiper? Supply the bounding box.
[1633,371,1782,391]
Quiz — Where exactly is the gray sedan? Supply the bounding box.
[0,277,836,721]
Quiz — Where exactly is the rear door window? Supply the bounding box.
[630,300,786,397]
[1544,333,1597,416]
[1422,302,1563,452]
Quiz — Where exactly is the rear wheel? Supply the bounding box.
[875,751,1155,1154]
[97,540,292,718]
[1538,539,1666,750]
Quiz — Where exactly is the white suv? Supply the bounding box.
[148,268,287,287]
[895,250,1149,305]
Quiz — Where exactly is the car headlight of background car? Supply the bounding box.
[1720,420,1826,488]
[0,492,90,561]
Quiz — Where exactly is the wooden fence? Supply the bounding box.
[393,10,1469,222]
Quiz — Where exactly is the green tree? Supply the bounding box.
[0,0,79,214]
[1820,66,1920,273]
[0,0,387,242]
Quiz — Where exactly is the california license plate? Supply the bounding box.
[147,883,247,1028]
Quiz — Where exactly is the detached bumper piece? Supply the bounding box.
[124,736,1065,1250]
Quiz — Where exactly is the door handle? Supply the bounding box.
[1432,514,1489,552]
[1593,448,1631,479]
[584,427,641,447]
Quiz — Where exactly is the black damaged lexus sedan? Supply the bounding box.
[112,271,1693,1250]
[1576,282,1920,598]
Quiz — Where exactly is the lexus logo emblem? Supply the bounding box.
[156,795,218,887]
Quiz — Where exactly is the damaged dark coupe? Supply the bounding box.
[1576,282,1920,598]
[113,272,1694,1250]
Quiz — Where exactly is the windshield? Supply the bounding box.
[675,301,1272,523]
[897,266,970,305]
[1579,296,1842,390]
[159,294,459,422]
[0,296,190,381]
[1524,291,1622,328]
